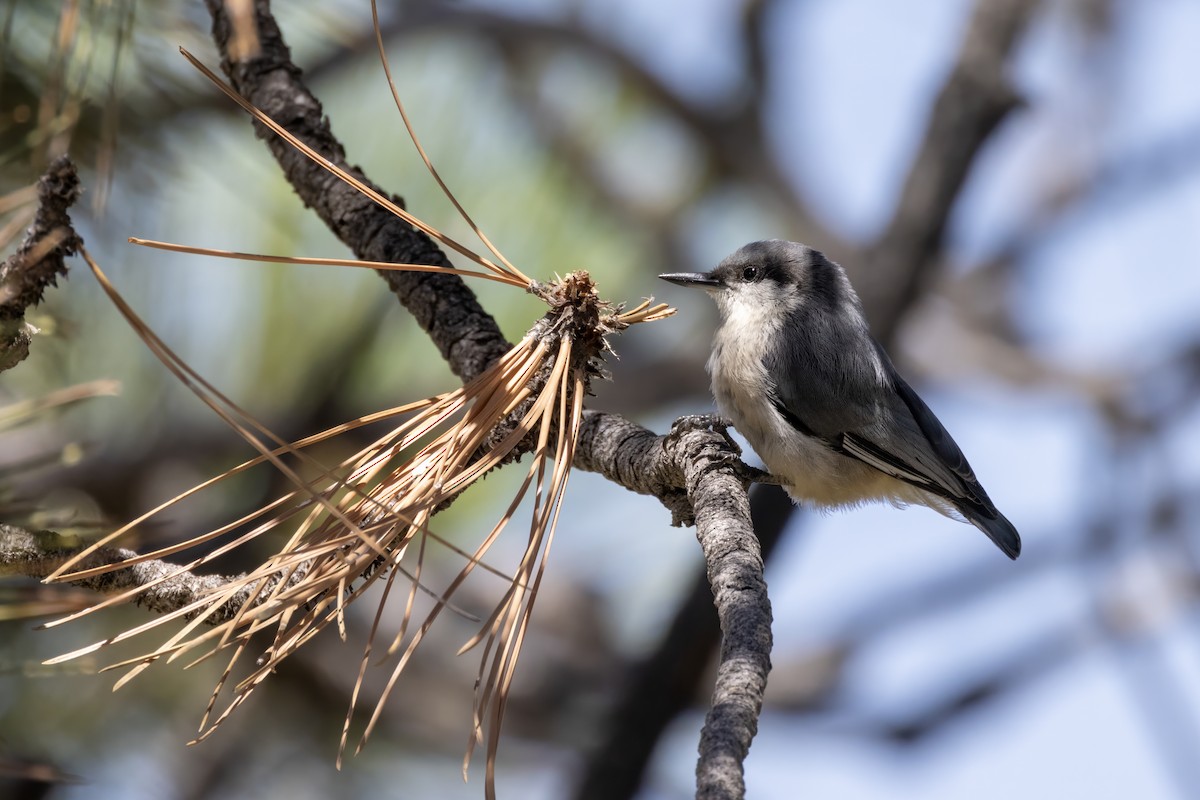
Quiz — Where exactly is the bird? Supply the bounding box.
[659,239,1021,559]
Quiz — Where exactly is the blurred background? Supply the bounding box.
[3,0,1200,798]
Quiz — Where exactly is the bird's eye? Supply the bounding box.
[741,266,759,282]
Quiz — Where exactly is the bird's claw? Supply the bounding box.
[670,413,740,454]
[711,451,781,486]
[670,415,783,486]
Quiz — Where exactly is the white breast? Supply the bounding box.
[707,291,922,510]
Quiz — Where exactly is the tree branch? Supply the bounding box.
[0,525,249,619]
[857,0,1040,341]
[576,412,771,799]
[0,156,82,374]
[201,0,510,383]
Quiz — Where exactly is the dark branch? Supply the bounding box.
[0,525,248,619]
[576,413,771,799]
[0,156,82,373]
[857,0,1040,340]
[201,0,510,383]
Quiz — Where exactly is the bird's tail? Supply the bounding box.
[960,504,1021,560]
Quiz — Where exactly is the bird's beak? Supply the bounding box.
[658,271,722,288]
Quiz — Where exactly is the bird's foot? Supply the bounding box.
[714,455,783,487]
[670,413,740,454]
[669,415,783,487]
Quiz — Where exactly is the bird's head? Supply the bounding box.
[658,240,853,323]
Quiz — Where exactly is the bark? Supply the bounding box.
[0,156,82,374]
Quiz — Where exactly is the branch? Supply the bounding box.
[201,0,509,383]
[0,525,248,619]
[0,156,82,374]
[572,480,793,800]
[576,413,771,799]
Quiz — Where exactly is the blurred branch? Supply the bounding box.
[400,1,833,252]
[0,524,247,618]
[1100,595,1200,798]
[984,118,1200,273]
[0,156,81,373]
[0,750,78,800]
[935,117,1200,356]
[831,625,1082,744]
[857,0,1039,341]
[817,532,1200,800]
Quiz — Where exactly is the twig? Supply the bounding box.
[0,525,249,619]
[0,156,82,374]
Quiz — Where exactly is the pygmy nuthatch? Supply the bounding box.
[660,240,1021,559]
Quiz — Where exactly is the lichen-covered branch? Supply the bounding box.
[0,156,82,374]
[0,525,248,618]
[576,412,771,799]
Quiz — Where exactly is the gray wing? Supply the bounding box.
[854,342,993,510]
[764,325,991,509]
[766,329,1020,558]
[762,309,881,438]
[856,349,1020,558]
